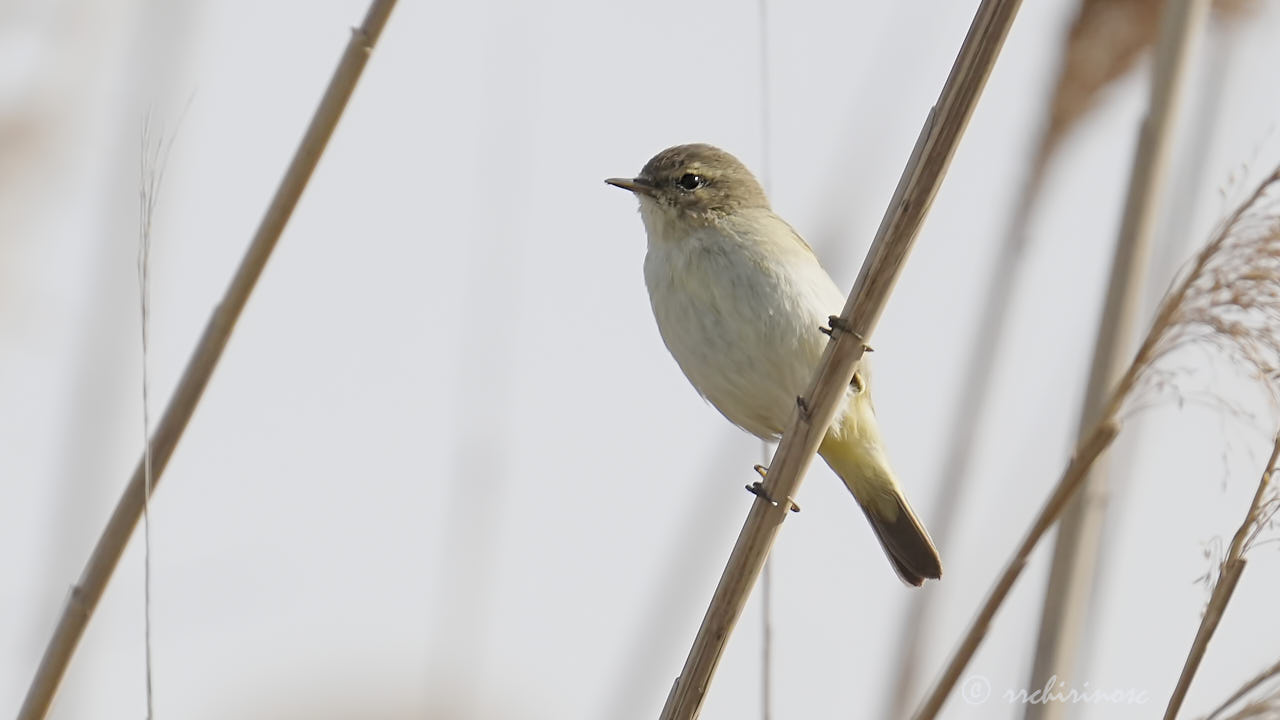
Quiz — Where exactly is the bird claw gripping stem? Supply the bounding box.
[795,395,810,419]
[820,315,874,353]
[746,465,800,512]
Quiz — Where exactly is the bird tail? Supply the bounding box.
[818,405,941,586]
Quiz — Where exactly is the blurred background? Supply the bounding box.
[3,0,1280,718]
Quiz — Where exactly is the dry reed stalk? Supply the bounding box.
[1204,659,1280,720]
[656,1,1026,717]
[1164,437,1280,719]
[888,0,1161,711]
[1216,699,1280,720]
[912,159,1280,719]
[15,3,398,718]
[908,422,1121,720]
[1028,1,1210,713]
[891,2,1258,714]
[889,1,1235,711]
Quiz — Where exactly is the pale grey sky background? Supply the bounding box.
[3,1,1280,719]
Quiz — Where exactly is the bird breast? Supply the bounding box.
[641,209,851,439]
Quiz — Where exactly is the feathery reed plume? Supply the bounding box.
[656,1,1026,717]
[912,165,1280,720]
[1204,658,1280,720]
[1043,0,1252,159]
[16,3,399,718]
[1138,169,1280,396]
[1042,0,1162,157]
[1165,434,1280,719]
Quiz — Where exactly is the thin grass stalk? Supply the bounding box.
[133,103,187,719]
[756,2,774,714]
[657,2,1025,717]
[1164,435,1280,719]
[15,3,398,718]
[29,14,197,720]
[1027,2,1210,715]
[133,101,188,720]
[136,114,166,720]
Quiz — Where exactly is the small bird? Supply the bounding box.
[607,143,941,585]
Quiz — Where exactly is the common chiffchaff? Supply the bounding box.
[607,143,941,585]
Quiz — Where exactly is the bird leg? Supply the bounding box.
[746,465,800,512]
[820,315,874,353]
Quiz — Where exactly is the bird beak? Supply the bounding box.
[605,176,656,197]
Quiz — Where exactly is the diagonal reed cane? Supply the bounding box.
[657,1,1024,717]
[17,3,398,718]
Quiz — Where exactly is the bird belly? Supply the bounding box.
[643,231,847,439]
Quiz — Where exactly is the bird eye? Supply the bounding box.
[677,173,705,191]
